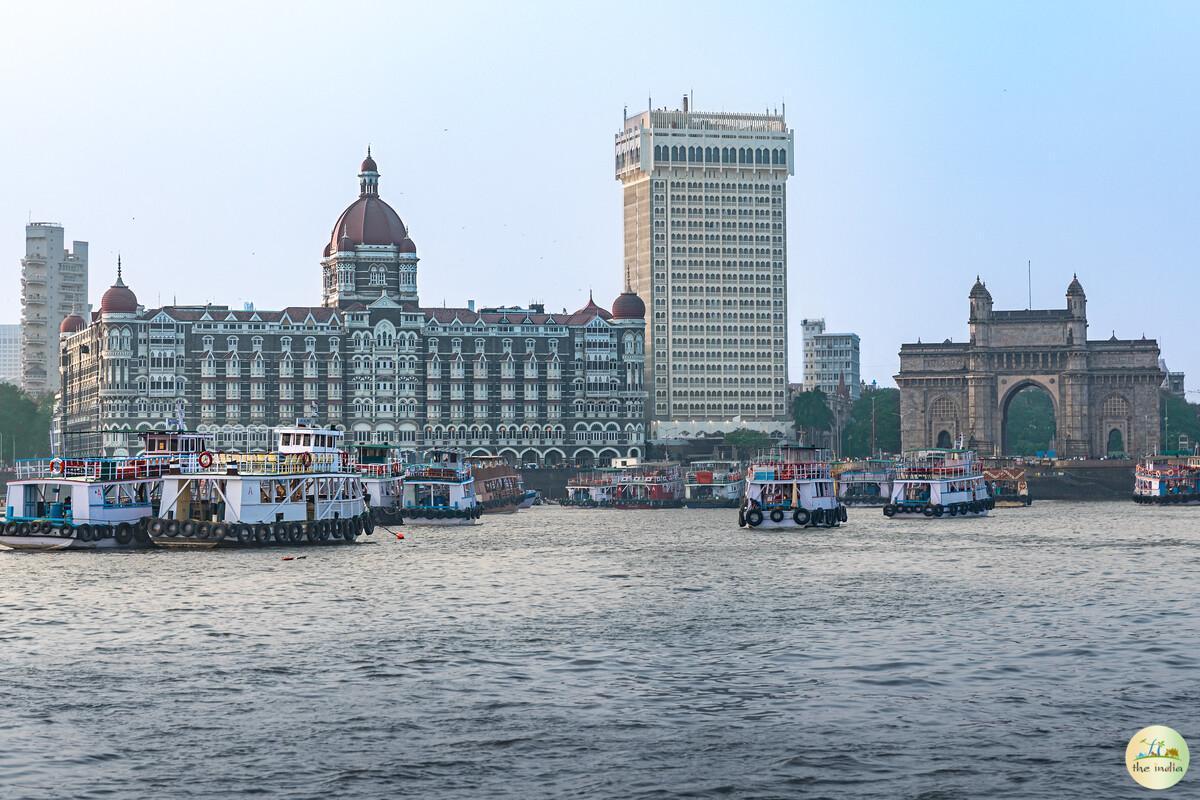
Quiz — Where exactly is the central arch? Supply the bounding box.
[1000,380,1058,457]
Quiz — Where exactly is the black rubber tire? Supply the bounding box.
[272,522,288,544]
[182,520,197,538]
[197,522,213,540]
[745,509,763,527]
[948,504,959,517]
[305,524,318,544]
[150,518,166,535]
[37,520,53,534]
[255,524,272,546]
[738,509,746,527]
[838,505,848,523]
[214,523,231,542]
[793,508,810,526]
[342,523,356,542]
[115,523,134,545]
[883,504,895,517]
[78,524,94,542]
[922,505,935,518]
[769,509,785,523]
[288,523,304,544]
[18,522,32,536]
[235,525,252,545]
[166,520,181,537]
[933,504,944,518]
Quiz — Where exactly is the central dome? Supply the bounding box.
[323,151,417,257]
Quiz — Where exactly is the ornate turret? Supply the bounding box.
[968,276,993,346]
[1066,273,1086,344]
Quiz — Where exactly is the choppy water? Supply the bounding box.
[1,502,1197,799]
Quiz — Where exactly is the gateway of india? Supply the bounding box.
[896,276,1162,459]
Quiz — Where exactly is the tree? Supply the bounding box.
[792,390,833,445]
[841,387,900,457]
[1003,387,1056,456]
[723,428,772,460]
[1162,390,1200,454]
[0,384,53,465]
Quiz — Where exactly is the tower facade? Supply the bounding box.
[321,150,419,309]
[20,222,89,393]
[615,98,793,442]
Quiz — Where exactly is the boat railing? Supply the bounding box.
[837,470,892,482]
[358,460,407,478]
[15,455,176,481]
[178,452,359,476]
[894,464,982,480]
[405,465,472,482]
[685,470,742,483]
[748,463,832,481]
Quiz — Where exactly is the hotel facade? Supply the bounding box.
[58,153,647,466]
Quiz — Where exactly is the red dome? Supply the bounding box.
[361,152,378,173]
[101,275,138,314]
[329,196,410,252]
[612,291,646,320]
[398,237,417,254]
[59,313,85,334]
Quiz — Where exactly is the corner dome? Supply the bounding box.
[612,291,645,320]
[969,276,991,299]
[100,264,138,314]
[60,313,85,334]
[572,294,612,321]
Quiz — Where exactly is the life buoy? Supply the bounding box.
[793,508,810,526]
[115,522,134,545]
[198,451,214,469]
[882,504,896,517]
[745,508,763,527]
[769,509,785,523]
[300,451,313,469]
[50,458,65,475]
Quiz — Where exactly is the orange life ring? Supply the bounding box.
[300,451,313,468]
[50,458,65,475]
[198,451,214,469]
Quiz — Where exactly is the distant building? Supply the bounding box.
[20,223,89,394]
[802,318,861,400]
[58,153,648,465]
[0,324,20,385]
[614,96,794,442]
[1159,359,1185,397]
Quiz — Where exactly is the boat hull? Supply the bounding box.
[1133,494,1200,505]
[884,506,989,519]
[0,533,129,551]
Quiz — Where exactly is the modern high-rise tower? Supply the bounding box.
[615,97,793,442]
[20,222,89,394]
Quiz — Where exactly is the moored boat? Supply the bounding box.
[982,458,1032,507]
[468,455,525,514]
[1133,455,1200,504]
[883,449,993,519]
[403,449,481,525]
[683,461,744,508]
[356,444,413,527]
[146,422,373,548]
[738,446,845,529]
[1,430,209,551]
[564,460,684,509]
[833,458,894,507]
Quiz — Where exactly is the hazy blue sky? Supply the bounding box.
[2,1,1197,387]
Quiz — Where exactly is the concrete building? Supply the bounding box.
[58,153,648,466]
[1159,359,1185,397]
[802,318,861,400]
[20,223,89,394]
[614,96,793,443]
[0,324,20,385]
[896,276,1163,458]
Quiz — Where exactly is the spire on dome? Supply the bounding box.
[359,147,379,195]
[116,253,123,284]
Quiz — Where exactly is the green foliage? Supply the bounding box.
[841,388,900,457]
[0,385,53,463]
[1003,387,1056,456]
[792,389,833,444]
[1162,390,1200,453]
[723,428,772,459]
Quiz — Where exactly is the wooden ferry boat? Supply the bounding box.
[1133,455,1200,505]
[147,422,373,548]
[467,454,525,514]
[833,458,894,507]
[738,446,845,529]
[982,458,1032,507]
[1,430,208,551]
[683,461,744,508]
[402,449,480,525]
[564,460,684,509]
[883,449,993,519]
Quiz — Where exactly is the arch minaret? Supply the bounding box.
[321,149,420,308]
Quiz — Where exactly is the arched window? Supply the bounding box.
[936,430,953,448]
[1107,428,1125,455]
[1103,395,1130,418]
[930,396,958,419]
[779,149,787,165]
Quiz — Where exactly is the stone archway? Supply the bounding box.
[1107,428,1125,457]
[1000,379,1058,457]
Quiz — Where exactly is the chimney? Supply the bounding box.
[682,94,689,113]
[468,299,475,312]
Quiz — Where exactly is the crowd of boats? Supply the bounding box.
[4,420,1189,551]
[1,420,536,551]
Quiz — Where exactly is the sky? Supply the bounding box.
[1,1,1197,388]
